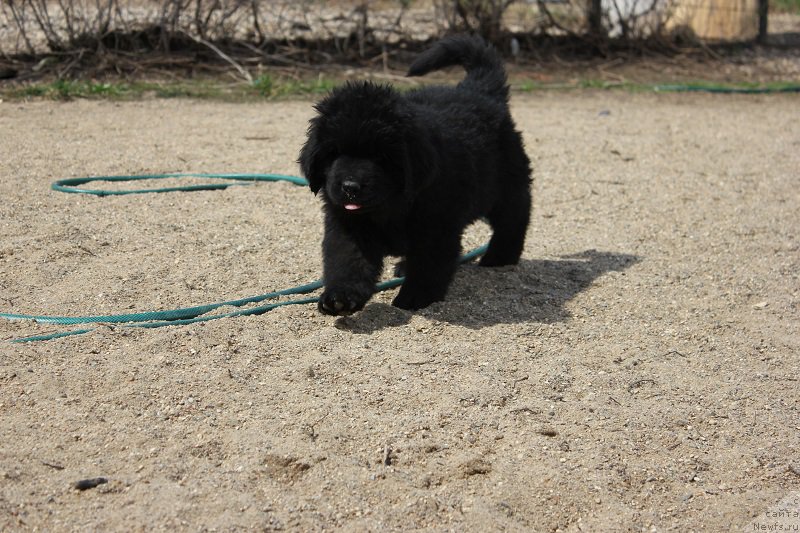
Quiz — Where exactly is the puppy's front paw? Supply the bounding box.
[318,288,369,316]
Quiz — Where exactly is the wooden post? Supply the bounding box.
[587,0,603,39]
[757,0,768,43]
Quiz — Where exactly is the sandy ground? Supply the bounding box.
[0,91,798,531]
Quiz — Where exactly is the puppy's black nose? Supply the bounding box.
[341,180,361,196]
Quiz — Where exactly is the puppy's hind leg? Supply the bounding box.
[392,230,461,310]
[480,187,531,267]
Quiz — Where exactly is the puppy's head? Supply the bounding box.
[317,155,397,213]
[298,81,434,213]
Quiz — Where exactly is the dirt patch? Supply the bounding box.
[1,91,798,530]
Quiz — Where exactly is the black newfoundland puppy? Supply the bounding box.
[299,35,532,315]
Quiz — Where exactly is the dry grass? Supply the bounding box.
[0,0,753,58]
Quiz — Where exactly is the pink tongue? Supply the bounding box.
[344,204,362,211]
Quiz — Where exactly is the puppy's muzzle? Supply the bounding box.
[339,179,365,211]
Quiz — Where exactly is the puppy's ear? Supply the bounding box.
[298,125,328,195]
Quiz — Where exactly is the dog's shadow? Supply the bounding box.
[335,250,639,332]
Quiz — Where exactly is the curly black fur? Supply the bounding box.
[299,35,532,315]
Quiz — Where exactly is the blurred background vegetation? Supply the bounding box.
[0,1,797,90]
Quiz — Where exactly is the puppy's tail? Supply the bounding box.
[407,35,508,103]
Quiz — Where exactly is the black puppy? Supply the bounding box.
[299,35,532,315]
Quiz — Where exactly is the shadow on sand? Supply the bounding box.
[334,249,639,333]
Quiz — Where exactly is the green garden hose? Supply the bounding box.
[50,172,308,195]
[653,84,800,94]
[2,173,488,343]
